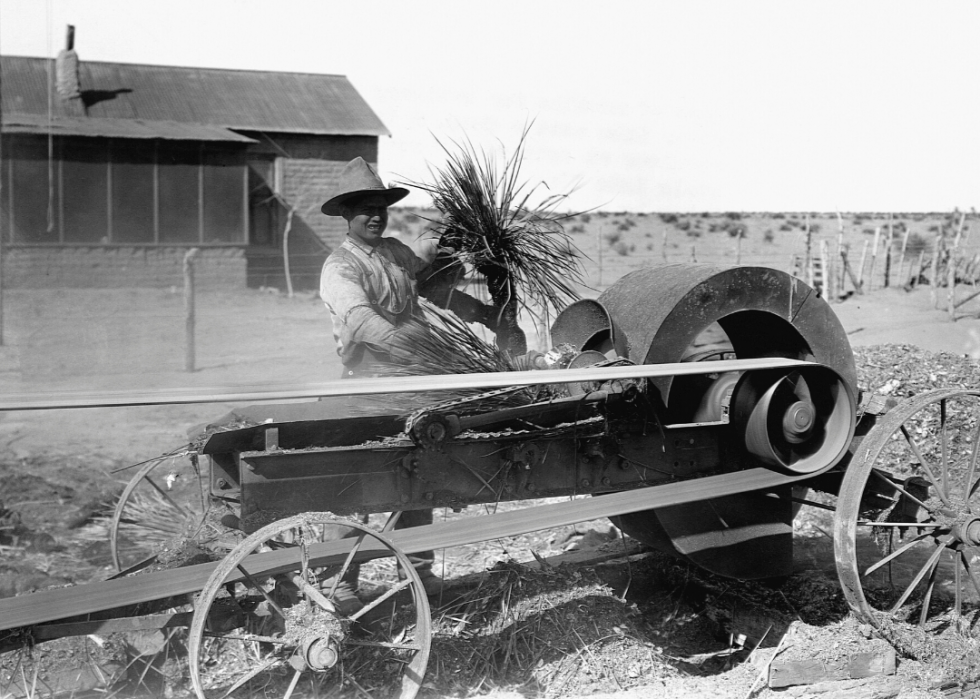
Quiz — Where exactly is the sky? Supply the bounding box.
[1,0,979,213]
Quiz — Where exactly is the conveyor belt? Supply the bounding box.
[0,466,811,634]
[0,357,814,411]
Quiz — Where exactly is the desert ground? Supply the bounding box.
[2,212,980,698]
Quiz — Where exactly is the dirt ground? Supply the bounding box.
[2,254,980,697]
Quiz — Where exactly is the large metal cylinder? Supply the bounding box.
[594,264,856,580]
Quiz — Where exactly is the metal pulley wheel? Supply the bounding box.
[834,389,980,630]
[188,512,431,699]
[731,366,855,476]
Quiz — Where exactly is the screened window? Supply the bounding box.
[111,143,155,244]
[2,136,247,245]
[6,139,58,243]
[61,141,108,243]
[158,146,201,244]
[202,150,245,243]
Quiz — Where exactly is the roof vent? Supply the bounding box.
[55,25,81,100]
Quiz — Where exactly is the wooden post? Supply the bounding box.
[931,234,942,308]
[868,227,881,292]
[883,214,893,288]
[596,225,603,287]
[661,229,668,264]
[690,244,697,263]
[820,239,832,302]
[856,240,869,289]
[914,250,925,287]
[841,245,862,294]
[282,206,295,298]
[835,212,845,295]
[897,225,911,287]
[948,211,967,320]
[736,234,742,264]
[805,215,814,287]
[949,256,957,321]
[184,248,200,373]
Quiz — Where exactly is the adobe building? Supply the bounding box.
[0,44,390,290]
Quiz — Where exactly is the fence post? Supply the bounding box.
[868,227,881,292]
[949,257,957,321]
[596,225,603,287]
[820,239,832,302]
[690,245,698,263]
[883,215,893,288]
[805,215,814,287]
[835,212,845,295]
[897,225,910,287]
[856,240,869,290]
[282,206,296,298]
[931,234,942,308]
[948,211,967,320]
[661,229,668,264]
[841,244,862,295]
[184,247,200,373]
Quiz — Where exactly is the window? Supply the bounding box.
[2,136,248,245]
[202,149,245,243]
[60,140,108,243]
[111,142,155,244]
[158,145,201,244]
[4,136,57,243]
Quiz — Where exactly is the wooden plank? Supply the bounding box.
[0,466,809,632]
[769,649,897,688]
[0,357,816,411]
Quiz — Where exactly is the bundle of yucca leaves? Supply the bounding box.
[387,300,544,410]
[406,125,586,356]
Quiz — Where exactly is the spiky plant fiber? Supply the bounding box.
[386,300,545,410]
[404,125,586,353]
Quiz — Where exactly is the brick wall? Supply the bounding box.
[242,133,379,251]
[3,246,246,290]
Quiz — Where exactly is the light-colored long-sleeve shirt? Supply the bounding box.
[320,236,436,367]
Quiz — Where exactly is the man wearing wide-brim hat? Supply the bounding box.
[320,157,439,378]
[319,156,444,596]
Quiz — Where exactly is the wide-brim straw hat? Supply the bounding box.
[321,157,409,216]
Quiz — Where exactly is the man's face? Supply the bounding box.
[343,194,389,247]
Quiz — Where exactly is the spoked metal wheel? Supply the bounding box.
[188,513,431,699]
[835,388,980,631]
[110,451,211,571]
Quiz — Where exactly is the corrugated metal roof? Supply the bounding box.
[2,113,258,142]
[0,56,390,137]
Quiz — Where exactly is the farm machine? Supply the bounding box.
[2,263,979,698]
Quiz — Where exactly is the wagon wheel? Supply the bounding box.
[834,388,980,631]
[187,513,431,699]
[110,452,210,571]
